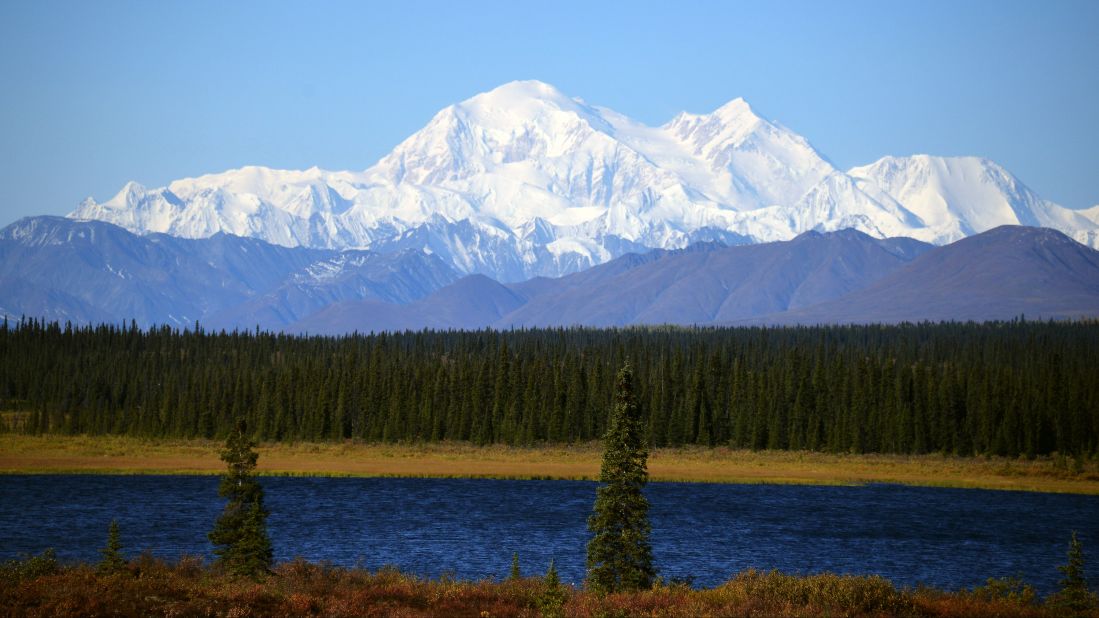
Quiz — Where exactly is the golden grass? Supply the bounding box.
[0,433,1097,494]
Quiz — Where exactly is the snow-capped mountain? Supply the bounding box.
[70,80,1099,281]
[847,155,1099,246]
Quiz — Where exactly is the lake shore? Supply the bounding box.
[1,434,1096,494]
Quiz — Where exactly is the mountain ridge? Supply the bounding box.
[0,216,459,329]
[4,216,1097,331]
[69,80,1099,282]
[737,225,1099,325]
[286,225,1099,334]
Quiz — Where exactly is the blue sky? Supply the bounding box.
[1,0,1097,226]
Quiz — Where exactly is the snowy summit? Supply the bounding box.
[70,80,1099,281]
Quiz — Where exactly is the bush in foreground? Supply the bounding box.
[2,555,1096,617]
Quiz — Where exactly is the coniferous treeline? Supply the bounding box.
[1,318,1097,457]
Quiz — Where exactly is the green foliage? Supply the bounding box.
[971,575,1038,606]
[97,520,126,575]
[0,548,59,586]
[508,551,520,581]
[1052,531,1097,614]
[208,421,272,577]
[586,363,655,593]
[537,558,569,618]
[3,319,1099,458]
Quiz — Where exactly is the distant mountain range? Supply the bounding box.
[3,216,1096,331]
[69,80,1099,282]
[11,80,1098,329]
[744,225,1099,325]
[0,217,458,328]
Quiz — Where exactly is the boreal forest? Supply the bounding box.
[1,318,1096,458]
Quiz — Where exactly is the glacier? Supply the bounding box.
[69,80,1099,282]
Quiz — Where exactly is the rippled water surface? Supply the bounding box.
[1,475,1095,593]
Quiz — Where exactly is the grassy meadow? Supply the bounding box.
[2,433,1097,494]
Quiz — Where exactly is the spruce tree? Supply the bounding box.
[508,551,521,581]
[97,519,125,575]
[1053,531,1096,614]
[545,557,561,589]
[208,420,273,577]
[538,558,568,618]
[586,363,655,592]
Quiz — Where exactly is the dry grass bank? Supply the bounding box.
[1,434,1097,494]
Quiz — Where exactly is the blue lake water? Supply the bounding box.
[0,475,1095,594]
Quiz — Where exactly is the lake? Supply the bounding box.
[0,475,1095,594]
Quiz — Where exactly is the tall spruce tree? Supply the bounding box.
[97,519,125,575]
[586,363,655,592]
[1054,531,1096,614]
[208,420,273,577]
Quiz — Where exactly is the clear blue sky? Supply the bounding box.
[2,0,1097,226]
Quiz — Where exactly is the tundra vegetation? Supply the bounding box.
[1,545,1096,617]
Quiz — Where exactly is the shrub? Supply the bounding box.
[0,548,59,585]
[717,569,914,615]
[971,575,1038,606]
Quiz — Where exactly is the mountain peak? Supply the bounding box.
[665,96,761,131]
[118,180,147,199]
[88,180,151,212]
[480,79,569,99]
[847,155,1055,242]
[711,96,758,122]
[370,79,618,193]
[64,82,1099,284]
[457,80,585,117]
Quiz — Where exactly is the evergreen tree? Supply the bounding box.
[545,557,560,589]
[586,363,655,593]
[4,320,1099,456]
[508,551,521,581]
[1053,531,1096,614]
[208,420,273,577]
[97,519,125,575]
[538,558,568,618]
